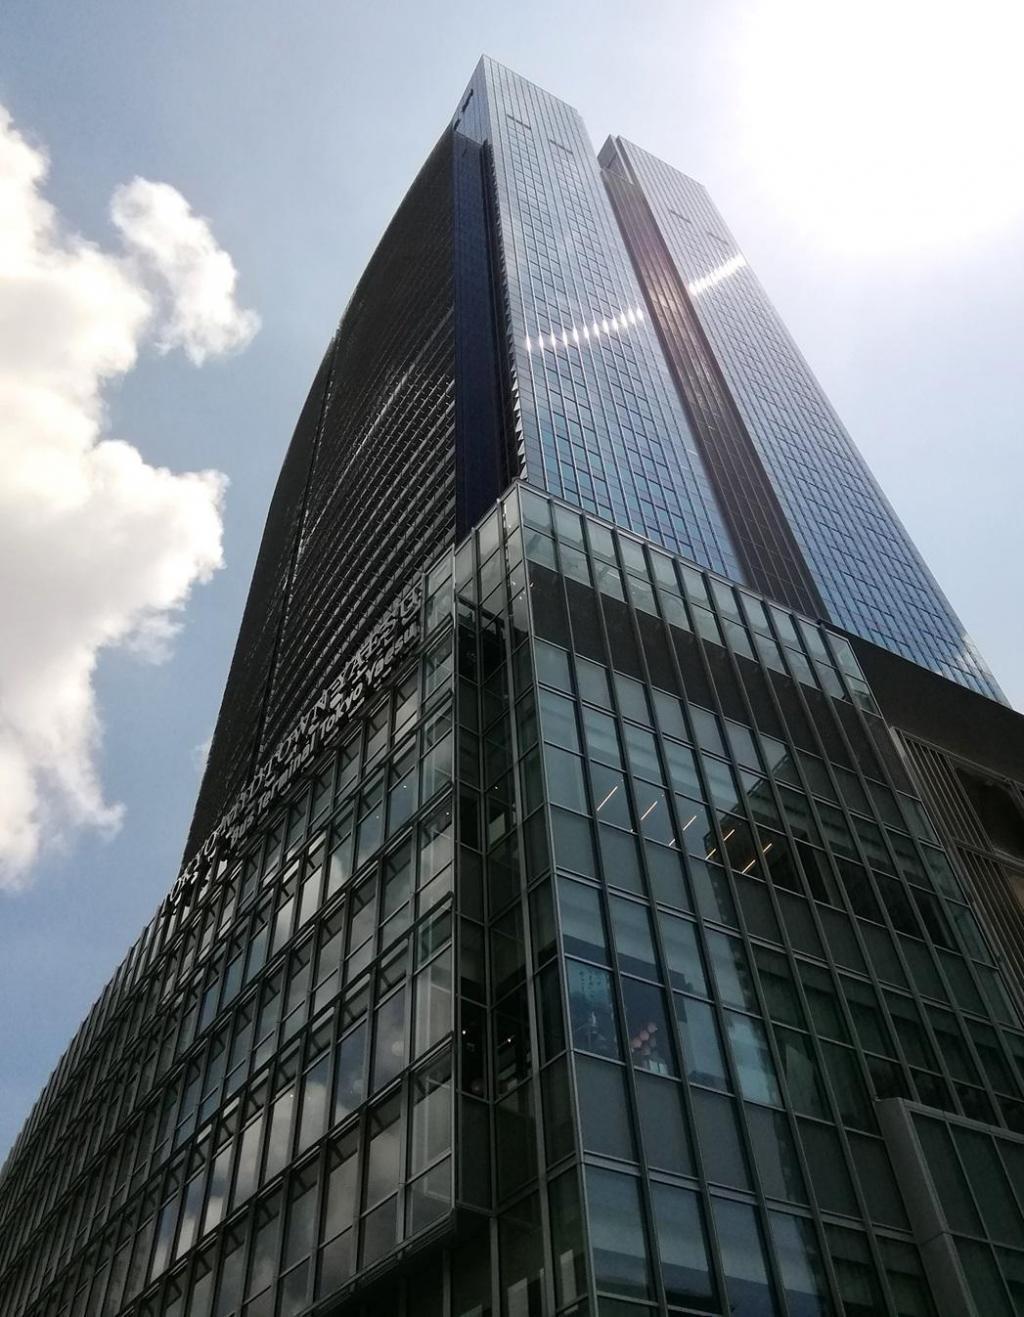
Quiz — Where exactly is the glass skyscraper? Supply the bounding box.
[2,57,1023,1317]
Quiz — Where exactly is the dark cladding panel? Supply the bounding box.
[453,131,514,538]
[259,131,459,771]
[187,345,334,856]
[187,131,484,859]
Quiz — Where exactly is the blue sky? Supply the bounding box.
[1,0,1021,1158]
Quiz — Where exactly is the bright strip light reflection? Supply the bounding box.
[741,841,772,875]
[596,786,618,813]
[687,254,747,298]
[525,305,646,353]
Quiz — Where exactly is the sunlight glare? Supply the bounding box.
[737,0,1024,253]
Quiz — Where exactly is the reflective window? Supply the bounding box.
[559,879,609,964]
[693,1088,750,1189]
[676,996,730,1090]
[609,897,658,980]
[769,1212,830,1317]
[635,1073,692,1174]
[747,1103,808,1203]
[725,1012,782,1104]
[586,1168,653,1301]
[567,961,620,1059]
[621,978,676,1076]
[576,1056,635,1161]
[713,1198,780,1316]
[651,1183,716,1309]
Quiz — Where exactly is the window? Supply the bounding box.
[586,1168,653,1300]
[558,879,609,963]
[713,1198,779,1316]
[567,961,620,1059]
[769,1212,830,1316]
[651,1183,716,1309]
[576,1055,635,1160]
[621,978,676,1075]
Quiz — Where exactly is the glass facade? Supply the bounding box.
[453,59,742,579]
[2,56,1020,1317]
[599,136,1002,702]
[4,484,1024,1317]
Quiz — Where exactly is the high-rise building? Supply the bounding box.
[2,56,1023,1317]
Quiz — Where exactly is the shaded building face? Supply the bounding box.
[2,58,1022,1317]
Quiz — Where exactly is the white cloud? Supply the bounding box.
[0,104,259,889]
[192,735,212,775]
[111,178,260,364]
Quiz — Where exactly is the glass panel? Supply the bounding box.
[583,707,622,766]
[552,807,596,877]
[713,1198,780,1316]
[746,1102,808,1203]
[635,783,675,846]
[953,1126,1024,1245]
[615,675,651,725]
[414,950,452,1057]
[592,764,632,830]
[408,1159,451,1236]
[849,1135,909,1232]
[880,1238,938,1317]
[410,1058,451,1175]
[372,986,407,1092]
[659,913,707,995]
[769,1213,830,1317]
[799,1119,858,1216]
[956,1240,1013,1317]
[775,1029,828,1119]
[651,1183,716,1309]
[544,745,587,813]
[567,961,620,1059]
[361,1194,398,1267]
[539,689,580,750]
[708,932,760,1011]
[364,1097,402,1209]
[826,1226,883,1316]
[334,1023,366,1123]
[559,879,609,963]
[534,641,571,692]
[610,897,658,979]
[664,740,701,796]
[693,1088,750,1189]
[284,1169,318,1270]
[725,1012,782,1104]
[636,1073,692,1174]
[576,1056,635,1161]
[755,947,804,1028]
[550,1171,586,1309]
[586,1168,653,1301]
[621,978,676,1076]
[676,996,730,1089]
[624,724,663,784]
[822,1043,873,1130]
[599,825,644,895]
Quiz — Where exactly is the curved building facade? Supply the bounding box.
[2,57,1023,1317]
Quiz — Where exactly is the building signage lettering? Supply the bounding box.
[167,579,423,912]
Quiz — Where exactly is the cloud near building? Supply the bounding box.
[0,104,259,888]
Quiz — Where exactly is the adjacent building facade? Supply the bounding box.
[2,57,1023,1317]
